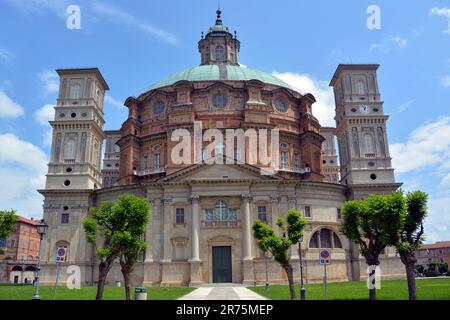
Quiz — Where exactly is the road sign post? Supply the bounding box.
[319,250,331,300]
[52,247,67,300]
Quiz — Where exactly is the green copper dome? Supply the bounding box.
[141,65,293,94]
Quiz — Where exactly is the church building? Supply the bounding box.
[38,10,403,286]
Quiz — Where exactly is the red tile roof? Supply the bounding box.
[16,216,39,226]
[418,241,450,250]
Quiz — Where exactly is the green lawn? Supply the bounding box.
[0,284,194,300]
[249,278,450,300]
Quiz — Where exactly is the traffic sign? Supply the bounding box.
[55,247,67,262]
[319,250,331,265]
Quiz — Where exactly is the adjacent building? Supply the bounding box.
[37,9,404,286]
[416,241,450,266]
[0,216,40,284]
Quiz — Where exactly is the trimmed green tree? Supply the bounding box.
[340,192,405,300]
[118,196,151,300]
[0,210,17,254]
[253,210,307,300]
[83,194,151,300]
[395,190,428,300]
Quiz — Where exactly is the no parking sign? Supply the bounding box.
[55,247,67,263]
[319,250,331,265]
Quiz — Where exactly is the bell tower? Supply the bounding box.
[46,68,109,190]
[329,64,400,198]
[39,68,109,270]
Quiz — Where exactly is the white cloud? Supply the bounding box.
[429,7,450,34]
[104,95,123,109]
[440,75,450,87]
[441,173,450,186]
[38,69,59,95]
[92,2,179,45]
[370,35,408,53]
[34,104,55,147]
[0,134,48,218]
[34,104,54,125]
[5,0,69,18]
[0,48,15,61]
[390,117,450,174]
[272,72,335,127]
[424,196,450,243]
[396,99,416,114]
[0,91,25,118]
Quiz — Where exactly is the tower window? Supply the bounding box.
[70,83,81,99]
[61,213,69,224]
[304,205,311,218]
[215,45,225,61]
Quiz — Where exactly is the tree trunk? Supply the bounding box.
[124,272,131,300]
[96,264,108,300]
[365,254,380,301]
[400,252,417,300]
[96,257,116,300]
[282,263,296,300]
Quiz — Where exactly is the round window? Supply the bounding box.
[154,101,165,114]
[368,162,375,167]
[213,93,228,109]
[59,113,66,118]
[71,113,77,118]
[63,206,69,211]
[64,180,71,187]
[275,98,287,112]
[370,174,377,180]
[66,167,73,173]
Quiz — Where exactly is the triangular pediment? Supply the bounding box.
[159,161,283,183]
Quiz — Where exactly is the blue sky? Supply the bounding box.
[0,0,449,243]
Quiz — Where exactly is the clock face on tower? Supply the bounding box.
[360,105,370,114]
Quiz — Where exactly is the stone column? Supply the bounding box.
[241,194,253,260]
[145,198,159,262]
[161,197,172,262]
[241,193,254,284]
[189,194,203,285]
[190,195,200,261]
[288,196,299,260]
[269,195,280,227]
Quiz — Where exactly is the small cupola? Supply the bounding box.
[198,8,240,66]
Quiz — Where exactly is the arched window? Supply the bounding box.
[70,83,81,99]
[64,139,76,160]
[333,233,343,248]
[215,200,227,220]
[309,228,343,249]
[320,229,332,248]
[309,232,319,248]
[205,200,237,222]
[215,46,225,61]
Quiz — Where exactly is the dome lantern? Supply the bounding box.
[198,8,240,66]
